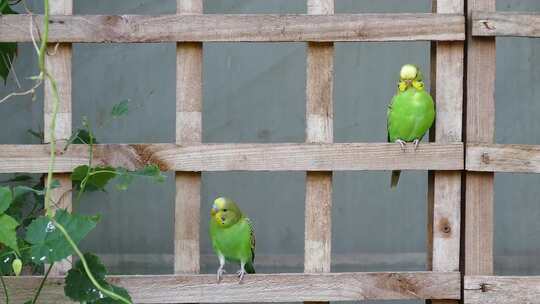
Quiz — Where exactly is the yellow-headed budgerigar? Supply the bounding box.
[209,197,255,283]
[387,64,435,188]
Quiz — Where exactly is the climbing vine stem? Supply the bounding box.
[34,0,132,303]
[31,263,53,304]
[0,273,9,304]
[52,220,132,304]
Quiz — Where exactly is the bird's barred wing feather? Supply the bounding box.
[387,95,396,142]
[245,217,255,262]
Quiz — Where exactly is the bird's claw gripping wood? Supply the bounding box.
[413,139,420,151]
[216,267,226,283]
[237,268,247,284]
[395,139,407,151]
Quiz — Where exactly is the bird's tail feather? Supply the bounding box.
[245,262,256,274]
[391,170,401,189]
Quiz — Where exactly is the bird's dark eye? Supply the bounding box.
[223,209,228,212]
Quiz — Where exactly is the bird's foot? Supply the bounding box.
[236,269,247,284]
[217,267,226,283]
[413,139,420,151]
[395,139,407,152]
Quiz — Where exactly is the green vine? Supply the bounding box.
[53,220,131,304]
[0,1,164,303]
[30,263,53,304]
[0,273,8,304]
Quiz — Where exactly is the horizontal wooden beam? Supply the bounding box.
[467,144,540,173]
[0,143,463,173]
[464,275,540,304]
[4,272,459,303]
[0,13,465,43]
[472,11,540,37]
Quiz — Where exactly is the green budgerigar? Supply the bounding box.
[387,64,435,188]
[210,197,255,283]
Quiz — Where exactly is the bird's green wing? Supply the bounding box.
[408,91,435,140]
[245,217,256,263]
[387,95,396,143]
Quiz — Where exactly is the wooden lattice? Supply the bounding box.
[1,0,539,303]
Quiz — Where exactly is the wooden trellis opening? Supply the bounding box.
[9,0,540,303]
[464,1,540,303]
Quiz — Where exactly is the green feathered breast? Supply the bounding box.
[210,216,256,273]
[387,87,435,143]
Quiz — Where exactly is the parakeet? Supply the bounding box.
[387,64,435,188]
[209,197,255,283]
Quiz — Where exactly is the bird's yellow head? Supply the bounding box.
[211,197,242,228]
[398,64,424,92]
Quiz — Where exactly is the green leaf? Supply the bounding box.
[114,169,133,191]
[0,214,19,254]
[14,185,44,198]
[4,175,33,183]
[64,128,99,151]
[25,210,99,263]
[27,129,44,142]
[0,186,12,214]
[72,166,116,192]
[65,252,132,304]
[51,179,61,189]
[115,165,165,191]
[70,129,98,145]
[0,0,15,14]
[0,0,17,84]
[65,253,107,302]
[94,285,132,304]
[111,100,129,118]
[0,247,16,275]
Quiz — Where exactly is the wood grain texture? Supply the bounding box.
[174,173,200,274]
[472,11,540,37]
[304,4,334,296]
[465,0,495,277]
[1,272,460,303]
[0,14,465,43]
[304,172,332,273]
[464,172,494,276]
[464,276,540,304]
[174,0,202,276]
[428,0,463,281]
[44,0,73,277]
[467,144,540,173]
[0,143,464,173]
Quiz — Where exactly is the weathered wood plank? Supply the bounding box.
[428,3,463,304]
[0,14,465,43]
[0,143,464,173]
[472,11,540,38]
[467,144,540,173]
[429,0,463,278]
[174,0,202,276]
[465,0,495,277]
[426,8,462,304]
[1,272,460,303]
[304,0,334,286]
[44,0,73,277]
[464,276,540,304]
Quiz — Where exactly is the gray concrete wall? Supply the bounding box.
[1,2,539,304]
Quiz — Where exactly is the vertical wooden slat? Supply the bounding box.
[304,1,333,304]
[465,0,496,276]
[175,0,203,275]
[44,0,73,277]
[428,1,463,304]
